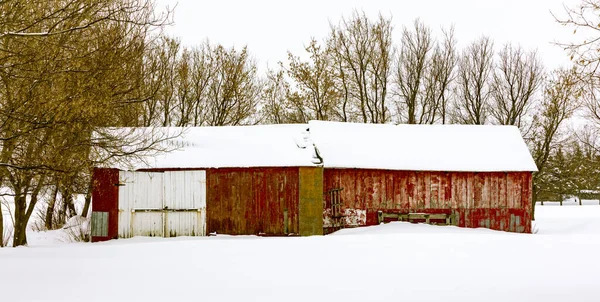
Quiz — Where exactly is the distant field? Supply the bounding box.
[537,198,600,206]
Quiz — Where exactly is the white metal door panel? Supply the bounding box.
[118,171,136,238]
[130,172,164,237]
[118,171,164,238]
[164,171,207,237]
[118,170,206,238]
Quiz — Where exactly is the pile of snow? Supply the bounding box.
[1,205,600,302]
[1,192,90,246]
[534,205,600,235]
[61,215,90,242]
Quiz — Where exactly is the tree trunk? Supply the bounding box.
[13,192,28,247]
[45,185,59,230]
[579,196,582,206]
[0,201,4,247]
[531,186,538,221]
[66,192,77,218]
[81,178,93,218]
[12,177,45,247]
[58,189,67,226]
[26,179,45,225]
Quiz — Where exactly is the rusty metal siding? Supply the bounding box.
[206,167,300,236]
[323,169,532,233]
[91,168,120,242]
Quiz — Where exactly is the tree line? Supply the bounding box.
[1,0,599,246]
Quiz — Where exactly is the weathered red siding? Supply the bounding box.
[323,169,532,234]
[91,168,120,242]
[93,166,531,240]
[206,167,300,236]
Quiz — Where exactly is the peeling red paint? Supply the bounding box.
[206,167,300,236]
[93,166,532,239]
[323,169,532,233]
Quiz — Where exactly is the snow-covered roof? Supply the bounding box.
[115,124,320,170]
[309,121,538,172]
[107,121,537,172]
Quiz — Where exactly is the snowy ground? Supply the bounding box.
[1,205,600,302]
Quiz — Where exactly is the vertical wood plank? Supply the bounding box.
[416,172,426,210]
[424,172,431,209]
[385,172,394,209]
[430,172,440,209]
[455,174,467,209]
[482,173,490,208]
[513,173,522,209]
[450,173,458,209]
[473,173,484,208]
[365,170,374,209]
[507,173,515,208]
[466,173,474,209]
[407,171,418,210]
[372,171,382,209]
[499,173,507,208]
[399,171,409,209]
[440,172,452,209]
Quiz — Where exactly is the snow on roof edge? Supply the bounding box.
[308,120,538,173]
[96,121,538,172]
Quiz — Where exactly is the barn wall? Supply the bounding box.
[206,167,300,236]
[298,167,324,236]
[91,168,120,242]
[323,169,532,233]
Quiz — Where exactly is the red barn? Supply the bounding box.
[91,121,537,242]
[309,121,537,234]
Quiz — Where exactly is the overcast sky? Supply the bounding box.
[156,0,582,71]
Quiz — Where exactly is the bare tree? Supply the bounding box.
[489,44,544,128]
[260,68,295,124]
[394,20,456,124]
[554,0,600,81]
[423,27,457,124]
[282,39,340,122]
[137,39,261,128]
[139,37,172,127]
[204,45,261,126]
[156,36,181,127]
[0,0,171,246]
[452,36,495,124]
[0,0,169,39]
[530,68,582,218]
[188,44,214,126]
[554,0,600,130]
[328,11,393,123]
[394,19,433,124]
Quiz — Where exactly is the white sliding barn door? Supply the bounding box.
[163,171,207,237]
[118,170,206,238]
